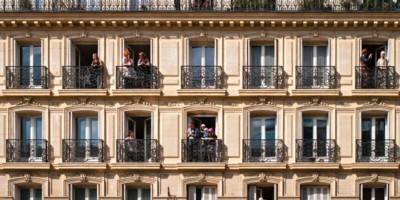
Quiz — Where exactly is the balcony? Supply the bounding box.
[116,66,159,89]
[181,139,224,162]
[116,139,159,162]
[296,66,337,89]
[1,0,399,12]
[6,139,48,162]
[62,139,104,162]
[6,66,48,89]
[356,139,396,162]
[62,66,104,89]
[181,66,224,89]
[243,139,285,162]
[355,66,396,89]
[296,139,337,162]
[243,66,284,89]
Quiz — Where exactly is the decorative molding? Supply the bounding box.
[51,102,60,107]
[371,173,379,182]
[250,97,276,106]
[303,97,327,106]
[79,173,88,182]
[364,97,386,106]
[131,173,142,183]
[24,173,32,183]
[125,97,151,106]
[73,97,97,106]
[259,172,272,182]
[312,173,320,182]
[17,97,41,106]
[199,173,207,182]
[190,97,214,106]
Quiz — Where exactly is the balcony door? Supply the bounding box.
[129,0,150,10]
[250,45,276,88]
[20,45,42,88]
[73,187,97,200]
[20,117,43,161]
[302,117,328,160]
[125,187,151,200]
[19,188,42,200]
[188,186,217,200]
[76,117,99,161]
[248,185,275,200]
[126,116,152,162]
[250,117,277,161]
[301,186,329,200]
[191,46,215,88]
[361,185,388,200]
[361,117,388,161]
[302,45,330,88]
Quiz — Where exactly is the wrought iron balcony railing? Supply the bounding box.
[6,139,48,162]
[296,66,337,89]
[296,139,337,162]
[0,0,399,11]
[181,66,224,89]
[116,66,159,89]
[116,139,159,162]
[6,66,48,89]
[355,66,397,89]
[243,66,284,89]
[62,139,104,162]
[356,139,396,162]
[243,139,285,162]
[182,139,224,162]
[62,66,104,89]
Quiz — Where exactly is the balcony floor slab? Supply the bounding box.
[177,162,226,170]
[2,162,50,170]
[351,89,399,96]
[109,162,161,170]
[1,89,51,96]
[110,89,161,96]
[289,163,340,170]
[177,89,226,96]
[351,162,399,170]
[53,162,107,170]
[237,162,287,170]
[291,89,340,96]
[238,89,287,96]
[57,89,108,96]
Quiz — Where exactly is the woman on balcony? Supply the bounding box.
[203,128,217,162]
[125,130,139,162]
[376,51,388,67]
[137,52,151,88]
[359,48,373,88]
[122,49,136,88]
[86,53,104,89]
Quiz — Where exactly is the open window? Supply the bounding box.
[70,184,98,200]
[14,184,42,200]
[248,184,276,200]
[187,111,217,135]
[301,186,330,200]
[123,38,151,66]
[360,183,389,200]
[187,185,217,200]
[360,38,389,67]
[123,184,151,200]
[69,38,99,67]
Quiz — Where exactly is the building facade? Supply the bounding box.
[0,2,400,200]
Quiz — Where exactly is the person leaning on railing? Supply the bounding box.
[122,49,136,88]
[359,48,373,88]
[137,52,151,88]
[186,121,202,162]
[89,53,104,89]
[202,128,217,162]
[125,130,138,162]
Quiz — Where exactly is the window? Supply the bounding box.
[73,187,97,200]
[191,45,215,88]
[303,45,327,66]
[124,187,151,200]
[248,45,278,89]
[361,185,388,200]
[75,117,99,161]
[301,186,329,200]
[17,188,42,200]
[249,117,277,160]
[187,186,216,200]
[248,185,275,200]
[19,45,42,88]
[251,45,275,66]
[20,117,43,161]
[361,116,388,160]
[302,117,328,158]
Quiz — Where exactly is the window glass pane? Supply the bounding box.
[36,118,42,139]
[264,46,275,66]
[33,46,41,66]
[303,118,313,140]
[317,119,327,140]
[251,46,262,66]
[205,47,214,66]
[303,46,314,66]
[316,46,327,66]
[34,189,42,200]
[74,188,85,200]
[362,188,372,200]
[265,118,276,140]
[196,187,202,200]
[142,188,151,200]
[362,118,372,140]
[21,46,31,66]
[375,118,386,140]
[191,47,202,66]
[89,188,97,200]
[250,118,262,140]
[375,188,385,200]
[21,117,31,139]
[90,118,98,140]
[20,188,30,200]
[127,188,138,200]
[77,118,86,139]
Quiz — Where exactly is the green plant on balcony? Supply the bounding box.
[340,0,358,10]
[232,0,275,11]
[298,0,332,10]
[20,0,32,10]
[359,0,396,10]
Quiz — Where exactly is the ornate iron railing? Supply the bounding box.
[296,139,337,162]
[181,66,224,89]
[296,66,337,89]
[62,139,104,162]
[116,66,159,89]
[355,66,396,89]
[0,0,399,11]
[6,66,48,89]
[6,139,48,162]
[62,66,104,89]
[243,66,284,89]
[182,139,224,162]
[243,139,285,162]
[116,139,159,162]
[356,139,396,162]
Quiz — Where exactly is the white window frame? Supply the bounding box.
[19,116,43,162]
[360,184,389,200]
[249,116,278,161]
[15,187,42,200]
[248,185,277,200]
[188,186,217,200]
[361,116,389,161]
[302,116,330,160]
[71,115,100,162]
[71,187,98,200]
[17,45,43,88]
[123,185,152,200]
[190,45,216,89]
[301,186,330,200]
[249,45,276,66]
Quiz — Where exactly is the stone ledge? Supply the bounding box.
[177,162,226,170]
[110,89,161,96]
[2,162,50,170]
[1,89,51,96]
[351,89,399,96]
[57,89,108,96]
[53,162,107,170]
[177,89,226,96]
[238,89,287,96]
[288,162,340,170]
[291,89,340,96]
[351,162,399,169]
[109,162,161,170]
[237,162,287,170]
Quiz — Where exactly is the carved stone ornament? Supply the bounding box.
[364,97,386,106]
[313,30,319,38]
[134,30,141,38]
[80,173,88,182]
[81,30,87,38]
[304,97,327,106]
[260,30,266,38]
[73,97,96,106]
[200,30,206,38]
[371,173,379,182]
[250,97,276,106]
[199,173,207,182]
[17,97,40,106]
[312,173,320,182]
[132,173,141,183]
[190,97,214,105]
[26,32,32,38]
[125,97,151,106]
[259,172,271,182]
[24,173,32,182]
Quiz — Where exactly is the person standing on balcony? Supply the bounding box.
[359,48,373,88]
[377,51,388,67]
[122,49,136,88]
[125,130,138,162]
[137,52,151,88]
[187,121,201,161]
[203,128,217,162]
[90,53,104,89]
[376,51,389,88]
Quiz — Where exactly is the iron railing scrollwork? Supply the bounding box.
[182,139,224,162]
[116,139,159,162]
[0,0,399,11]
[296,139,337,162]
[181,66,224,89]
[116,66,159,89]
[243,66,284,89]
[355,66,396,89]
[296,66,337,89]
[243,139,285,162]
[356,139,396,162]
[62,139,104,162]
[62,66,104,89]
[6,139,48,162]
[6,66,48,89]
